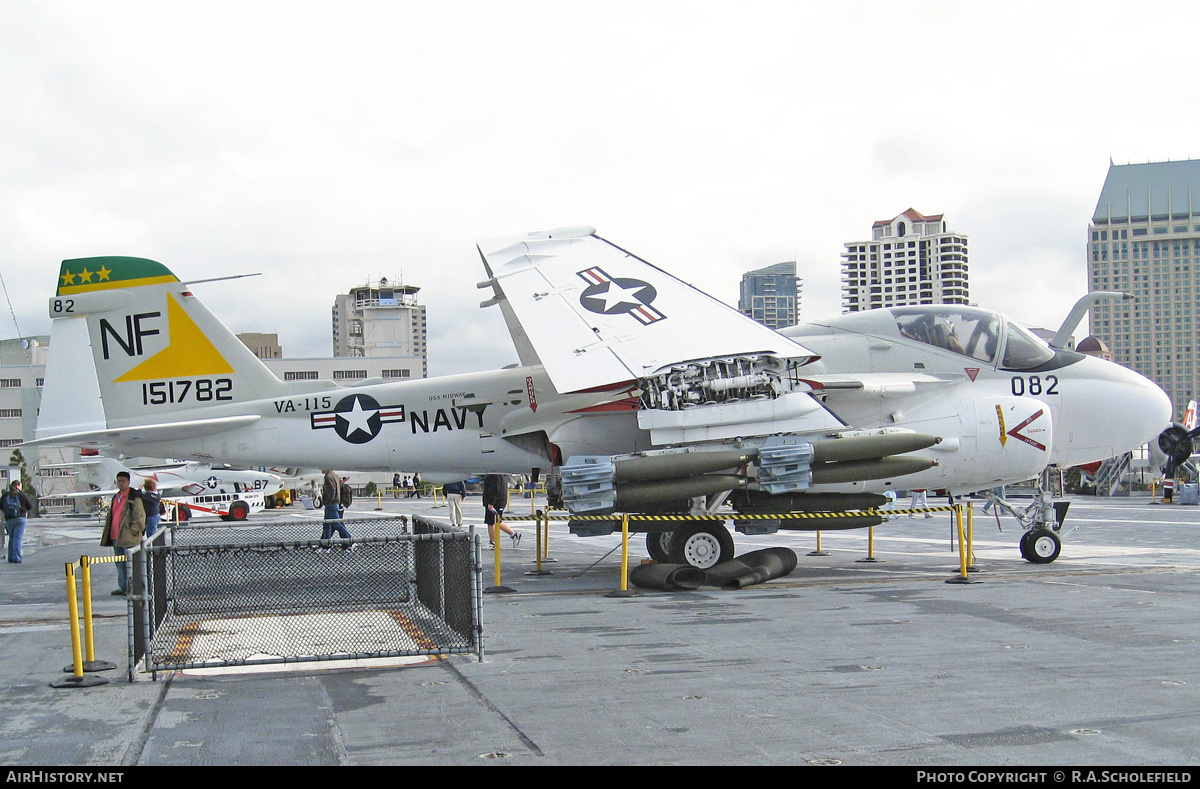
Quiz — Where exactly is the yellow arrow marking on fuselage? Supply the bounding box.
[996,404,1007,447]
[113,293,235,382]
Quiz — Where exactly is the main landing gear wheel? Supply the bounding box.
[1020,529,1061,564]
[667,522,735,570]
[646,532,673,563]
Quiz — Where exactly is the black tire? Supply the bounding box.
[667,521,735,570]
[646,531,673,563]
[175,504,191,522]
[1024,529,1061,564]
[227,500,250,521]
[1019,530,1033,561]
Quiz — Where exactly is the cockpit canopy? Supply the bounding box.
[888,306,1059,371]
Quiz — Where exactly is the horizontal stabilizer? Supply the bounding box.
[26,414,260,450]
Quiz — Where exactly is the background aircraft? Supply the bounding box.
[48,453,283,520]
[30,229,1171,564]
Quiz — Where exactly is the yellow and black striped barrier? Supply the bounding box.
[500,505,957,522]
[485,504,977,594]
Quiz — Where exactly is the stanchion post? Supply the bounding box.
[74,555,117,673]
[525,509,553,576]
[967,502,978,571]
[947,503,980,585]
[484,515,515,593]
[856,524,882,563]
[81,555,96,663]
[606,513,639,597]
[66,564,83,676]
[808,528,830,557]
[50,562,108,688]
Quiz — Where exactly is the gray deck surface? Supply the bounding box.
[2,493,1197,766]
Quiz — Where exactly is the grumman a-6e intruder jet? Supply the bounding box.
[30,228,1171,567]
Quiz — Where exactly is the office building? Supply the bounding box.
[332,277,427,378]
[840,209,969,312]
[739,262,801,329]
[1088,158,1200,417]
[236,332,283,360]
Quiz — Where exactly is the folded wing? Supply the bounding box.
[477,227,818,394]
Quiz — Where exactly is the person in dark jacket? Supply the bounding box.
[483,474,520,548]
[2,480,34,564]
[141,478,164,538]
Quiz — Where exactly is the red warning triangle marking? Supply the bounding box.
[965,368,980,381]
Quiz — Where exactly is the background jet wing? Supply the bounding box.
[477,228,818,393]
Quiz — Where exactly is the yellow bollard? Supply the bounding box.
[81,555,96,664]
[808,529,830,556]
[50,562,108,687]
[621,514,630,590]
[857,524,881,564]
[493,520,502,588]
[946,504,979,584]
[525,510,553,577]
[605,514,638,597]
[66,563,83,677]
[484,516,515,593]
[967,502,977,570]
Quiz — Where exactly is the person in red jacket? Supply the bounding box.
[100,471,145,595]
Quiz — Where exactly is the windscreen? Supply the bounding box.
[1000,322,1056,370]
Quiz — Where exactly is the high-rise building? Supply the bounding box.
[739,262,801,329]
[1088,158,1200,417]
[332,277,427,377]
[840,209,969,312]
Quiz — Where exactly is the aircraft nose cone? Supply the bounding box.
[1056,356,1172,465]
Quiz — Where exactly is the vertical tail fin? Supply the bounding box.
[38,257,289,438]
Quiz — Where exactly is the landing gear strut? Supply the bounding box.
[983,469,1071,564]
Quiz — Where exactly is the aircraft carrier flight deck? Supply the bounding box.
[1,492,1197,767]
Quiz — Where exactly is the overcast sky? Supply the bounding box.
[2,0,1198,377]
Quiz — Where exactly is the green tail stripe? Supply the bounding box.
[57,257,178,296]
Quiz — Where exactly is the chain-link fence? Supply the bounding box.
[130,515,482,675]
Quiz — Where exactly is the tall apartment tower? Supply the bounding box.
[840,209,969,312]
[332,278,428,378]
[1088,159,1200,417]
[739,262,802,329]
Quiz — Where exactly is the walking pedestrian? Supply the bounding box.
[909,488,931,518]
[443,479,466,528]
[320,469,351,540]
[2,480,33,564]
[483,473,520,548]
